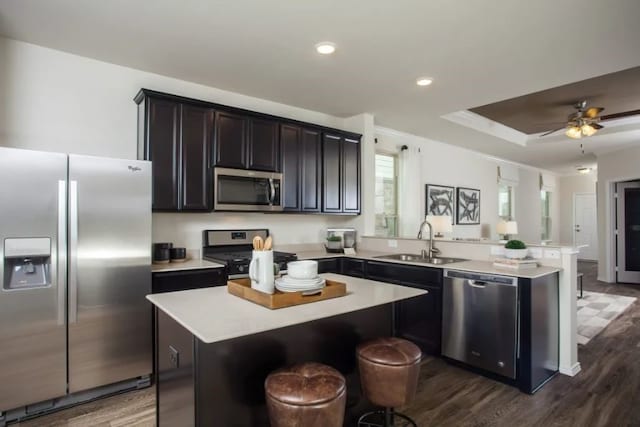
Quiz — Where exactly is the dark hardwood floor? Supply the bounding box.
[13,262,640,427]
[405,261,640,427]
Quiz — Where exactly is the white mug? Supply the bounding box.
[249,250,275,294]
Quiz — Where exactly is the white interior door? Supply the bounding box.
[574,193,598,260]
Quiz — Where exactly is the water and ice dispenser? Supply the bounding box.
[3,238,52,290]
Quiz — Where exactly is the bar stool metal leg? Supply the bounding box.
[357,408,417,427]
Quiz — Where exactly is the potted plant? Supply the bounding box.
[326,235,343,251]
[504,240,528,259]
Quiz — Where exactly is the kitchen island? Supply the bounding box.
[147,273,426,427]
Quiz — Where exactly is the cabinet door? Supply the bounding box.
[301,129,321,212]
[316,258,341,274]
[365,261,442,288]
[342,137,360,214]
[248,118,280,171]
[180,105,214,211]
[395,286,442,355]
[341,258,365,278]
[280,124,301,211]
[147,98,180,211]
[322,133,342,212]
[215,111,247,169]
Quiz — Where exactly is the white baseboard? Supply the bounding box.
[559,362,582,376]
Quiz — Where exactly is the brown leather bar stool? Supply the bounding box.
[265,362,346,427]
[357,337,422,427]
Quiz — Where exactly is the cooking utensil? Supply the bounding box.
[264,236,273,251]
[252,236,264,251]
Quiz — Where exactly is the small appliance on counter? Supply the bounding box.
[325,228,357,253]
[203,229,297,279]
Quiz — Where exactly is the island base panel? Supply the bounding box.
[156,304,393,427]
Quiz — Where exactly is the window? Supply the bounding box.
[374,153,398,237]
[498,184,514,220]
[541,190,551,241]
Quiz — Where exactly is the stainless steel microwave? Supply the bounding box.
[214,167,283,211]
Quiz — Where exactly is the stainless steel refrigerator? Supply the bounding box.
[0,147,152,417]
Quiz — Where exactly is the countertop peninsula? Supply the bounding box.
[147,273,426,344]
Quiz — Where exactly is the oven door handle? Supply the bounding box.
[268,178,276,205]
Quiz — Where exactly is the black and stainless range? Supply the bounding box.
[203,229,297,278]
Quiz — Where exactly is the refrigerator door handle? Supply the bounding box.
[69,180,79,324]
[57,180,67,326]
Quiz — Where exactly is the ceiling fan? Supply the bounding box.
[539,101,604,139]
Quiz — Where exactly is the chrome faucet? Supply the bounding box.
[417,219,441,259]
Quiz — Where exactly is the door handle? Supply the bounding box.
[268,178,276,205]
[57,180,67,326]
[69,180,78,324]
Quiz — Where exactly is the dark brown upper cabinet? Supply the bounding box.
[214,111,248,170]
[342,136,361,213]
[180,105,214,211]
[280,125,321,212]
[136,93,214,212]
[322,132,361,214]
[135,89,360,215]
[322,134,343,213]
[214,113,279,172]
[143,97,180,211]
[248,118,279,171]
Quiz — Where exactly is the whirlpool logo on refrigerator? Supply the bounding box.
[128,166,142,172]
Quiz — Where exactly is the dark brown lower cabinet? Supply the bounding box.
[348,259,442,355]
[310,257,442,355]
[152,268,227,294]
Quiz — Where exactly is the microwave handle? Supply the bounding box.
[268,178,276,205]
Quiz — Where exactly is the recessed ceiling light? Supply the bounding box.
[416,77,434,86]
[315,42,336,55]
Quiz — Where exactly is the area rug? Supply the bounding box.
[577,291,636,345]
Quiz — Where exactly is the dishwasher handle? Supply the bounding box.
[467,280,487,288]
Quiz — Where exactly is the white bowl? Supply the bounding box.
[286,260,318,279]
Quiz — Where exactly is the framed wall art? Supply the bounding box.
[425,184,454,221]
[456,187,480,225]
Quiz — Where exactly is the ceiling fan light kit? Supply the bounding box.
[543,100,606,139]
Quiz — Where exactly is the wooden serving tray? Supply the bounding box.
[227,278,347,310]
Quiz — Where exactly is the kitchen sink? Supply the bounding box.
[374,253,467,265]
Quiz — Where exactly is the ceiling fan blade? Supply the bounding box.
[539,127,565,137]
[590,123,604,130]
[601,109,640,121]
[583,107,604,118]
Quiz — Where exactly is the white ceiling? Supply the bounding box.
[1,0,640,173]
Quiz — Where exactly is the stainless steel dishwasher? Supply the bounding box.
[442,269,519,379]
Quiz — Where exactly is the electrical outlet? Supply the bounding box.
[169,345,179,369]
[529,248,543,259]
[544,249,561,259]
[388,240,398,248]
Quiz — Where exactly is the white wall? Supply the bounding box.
[558,174,597,246]
[0,37,362,247]
[597,145,640,282]
[375,128,560,244]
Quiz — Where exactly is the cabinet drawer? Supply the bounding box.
[365,260,442,288]
[152,268,227,294]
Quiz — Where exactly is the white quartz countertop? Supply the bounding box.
[151,258,225,273]
[294,250,561,279]
[146,273,426,344]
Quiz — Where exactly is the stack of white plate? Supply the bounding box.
[275,276,326,293]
